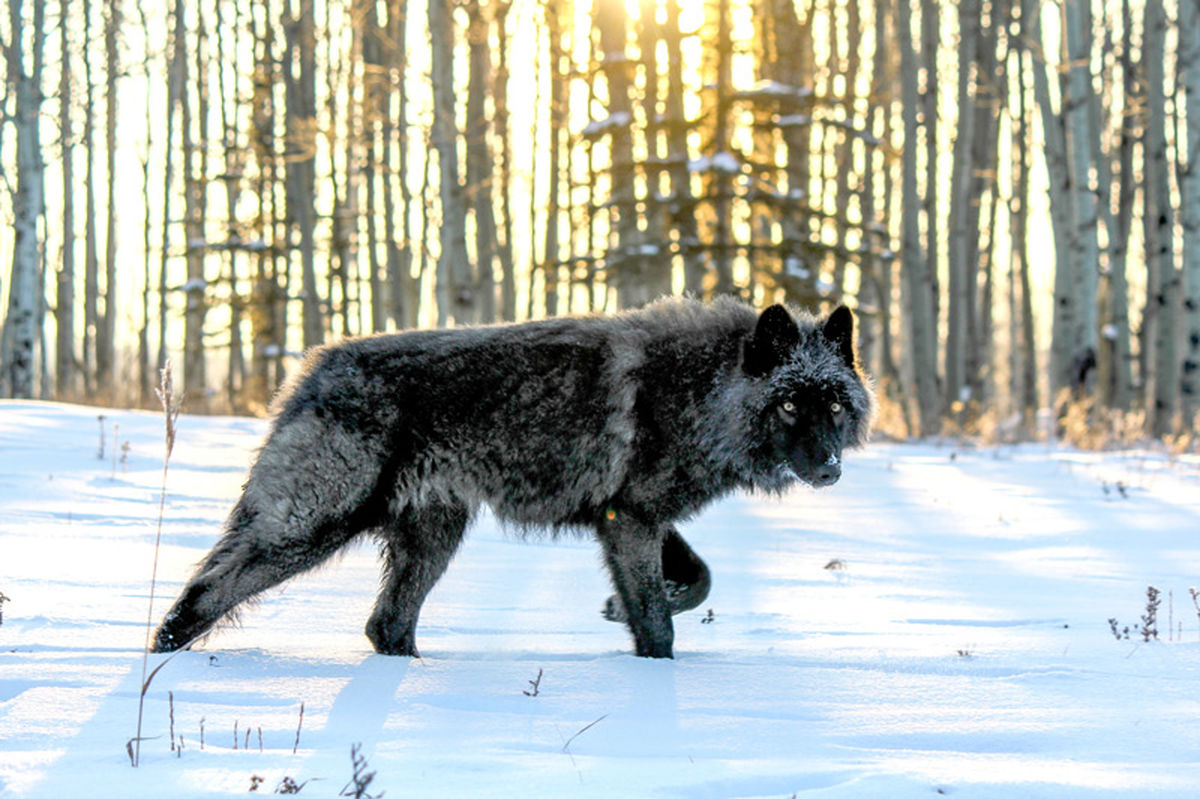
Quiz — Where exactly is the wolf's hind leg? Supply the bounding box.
[365,501,470,657]
[602,527,710,622]
[152,497,372,651]
[152,422,389,652]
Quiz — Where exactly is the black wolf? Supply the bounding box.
[153,297,872,658]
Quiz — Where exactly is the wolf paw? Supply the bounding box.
[601,594,627,623]
[602,581,686,623]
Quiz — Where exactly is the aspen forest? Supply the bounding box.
[2,0,1199,443]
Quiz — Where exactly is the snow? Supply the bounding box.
[784,256,810,279]
[777,114,812,127]
[737,81,814,100]
[581,112,632,138]
[688,152,742,174]
[2,400,1200,797]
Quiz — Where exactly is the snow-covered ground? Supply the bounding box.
[2,400,1199,797]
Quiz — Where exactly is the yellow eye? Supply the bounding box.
[831,401,843,415]
[783,401,796,413]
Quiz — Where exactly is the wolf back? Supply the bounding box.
[152,296,873,659]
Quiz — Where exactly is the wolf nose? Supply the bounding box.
[813,463,841,487]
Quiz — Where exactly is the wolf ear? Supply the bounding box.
[743,304,800,376]
[822,304,856,367]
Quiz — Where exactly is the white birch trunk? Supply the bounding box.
[284,0,322,346]
[1027,0,1076,404]
[465,0,498,322]
[98,0,120,391]
[1144,0,1179,435]
[2,0,45,399]
[945,0,981,410]
[1060,0,1100,393]
[429,0,475,325]
[57,0,77,398]
[1099,0,1138,412]
[899,0,941,435]
[1179,0,1200,424]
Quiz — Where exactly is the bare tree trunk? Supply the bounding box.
[1027,0,1074,408]
[466,0,498,322]
[137,0,153,405]
[945,0,981,413]
[859,0,907,431]
[1059,0,1100,399]
[710,0,734,296]
[326,11,356,337]
[1096,0,1136,412]
[285,0,323,347]
[216,0,246,407]
[665,0,702,295]
[361,0,385,332]
[899,0,941,435]
[595,0,649,307]
[429,0,475,326]
[830,0,862,296]
[158,0,184,379]
[1179,0,1200,425]
[57,0,77,398]
[920,0,940,332]
[494,0,517,321]
[386,0,417,330]
[637,0,670,303]
[1144,0,1179,435]
[249,0,283,402]
[419,128,437,321]
[543,0,565,317]
[769,0,816,307]
[966,0,1005,409]
[97,0,120,394]
[1012,44,1037,433]
[83,0,99,394]
[182,4,212,409]
[1,0,46,398]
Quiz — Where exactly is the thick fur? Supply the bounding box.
[153,296,874,658]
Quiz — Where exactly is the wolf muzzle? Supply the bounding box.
[796,452,841,488]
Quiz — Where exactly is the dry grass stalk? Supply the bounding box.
[132,363,183,767]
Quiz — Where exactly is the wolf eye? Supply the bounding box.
[830,401,843,415]
[782,401,796,413]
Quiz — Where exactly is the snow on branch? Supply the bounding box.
[688,152,743,174]
[581,111,633,138]
[732,80,815,102]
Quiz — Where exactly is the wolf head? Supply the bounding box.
[741,303,874,489]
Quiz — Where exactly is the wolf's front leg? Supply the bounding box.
[597,509,673,658]
[602,527,711,623]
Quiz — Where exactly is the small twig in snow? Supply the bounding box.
[1189,588,1200,642]
[292,702,305,754]
[523,668,543,697]
[561,714,609,753]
